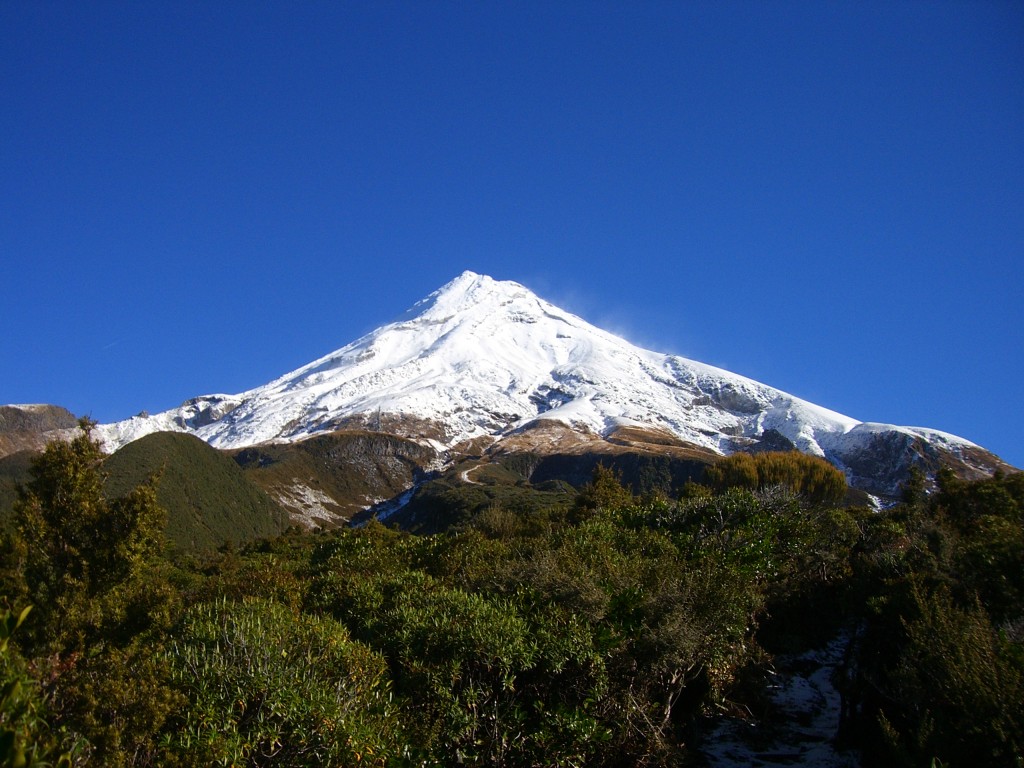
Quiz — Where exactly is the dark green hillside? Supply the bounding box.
[104,432,288,552]
[529,450,708,496]
[0,450,35,528]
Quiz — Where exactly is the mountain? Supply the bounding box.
[87,271,1009,501]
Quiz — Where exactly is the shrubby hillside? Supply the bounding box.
[232,430,439,527]
[0,423,1020,766]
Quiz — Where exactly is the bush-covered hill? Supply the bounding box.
[103,431,288,552]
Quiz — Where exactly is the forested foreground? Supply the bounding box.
[1,425,1022,767]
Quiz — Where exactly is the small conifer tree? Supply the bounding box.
[11,418,165,652]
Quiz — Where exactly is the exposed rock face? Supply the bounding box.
[0,404,78,433]
[833,427,1014,498]
[231,431,441,528]
[746,428,799,454]
[0,404,78,458]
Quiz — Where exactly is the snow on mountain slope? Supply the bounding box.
[94,271,988,490]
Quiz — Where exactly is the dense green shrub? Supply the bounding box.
[163,598,399,767]
[882,585,1024,765]
[308,528,610,766]
[850,471,1024,767]
[571,464,635,519]
[0,606,78,767]
[468,507,762,763]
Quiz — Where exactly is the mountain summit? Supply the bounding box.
[93,271,1007,497]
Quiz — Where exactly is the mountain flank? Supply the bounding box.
[231,430,440,528]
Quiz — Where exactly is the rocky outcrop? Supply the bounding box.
[827,426,1014,498]
[0,404,78,458]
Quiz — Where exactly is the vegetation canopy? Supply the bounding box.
[0,426,1020,766]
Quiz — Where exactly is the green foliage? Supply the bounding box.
[465,507,761,763]
[0,452,36,534]
[398,474,574,534]
[163,598,398,767]
[849,470,1024,767]
[0,606,77,767]
[50,636,183,767]
[932,470,1024,624]
[882,586,1024,766]
[0,422,184,766]
[368,585,540,762]
[307,525,609,766]
[0,415,1016,767]
[571,464,635,520]
[642,485,861,650]
[190,541,309,611]
[900,465,928,507]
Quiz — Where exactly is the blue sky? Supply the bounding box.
[3,2,1022,468]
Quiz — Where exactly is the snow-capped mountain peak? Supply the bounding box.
[92,272,1001,496]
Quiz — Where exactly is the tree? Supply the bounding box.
[571,464,634,521]
[10,419,166,652]
[5,420,178,766]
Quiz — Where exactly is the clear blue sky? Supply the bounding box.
[2,2,1022,468]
